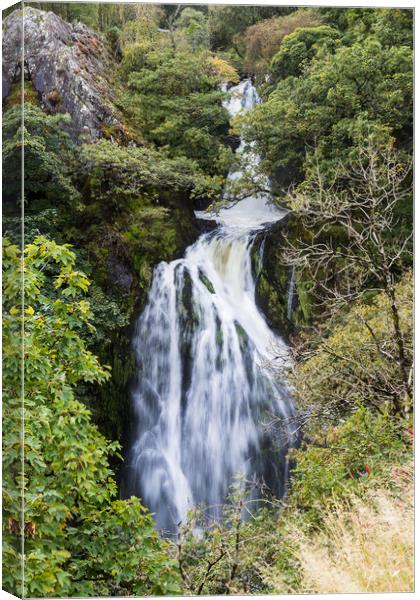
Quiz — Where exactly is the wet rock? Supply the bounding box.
[254,216,291,336]
[198,269,215,294]
[106,253,134,296]
[2,7,126,141]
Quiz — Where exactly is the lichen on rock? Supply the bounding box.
[2,7,127,142]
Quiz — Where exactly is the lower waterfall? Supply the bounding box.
[122,80,296,533]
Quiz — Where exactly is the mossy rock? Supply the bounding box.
[199,269,215,294]
[254,211,328,335]
[5,80,40,109]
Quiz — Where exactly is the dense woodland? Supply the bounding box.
[2,3,413,596]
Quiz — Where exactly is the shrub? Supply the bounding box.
[2,236,181,597]
[2,104,79,210]
[291,273,413,423]
[287,406,412,525]
[244,9,322,78]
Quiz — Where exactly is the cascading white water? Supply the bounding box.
[123,80,295,532]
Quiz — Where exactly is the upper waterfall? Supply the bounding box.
[123,80,295,533]
[195,79,286,231]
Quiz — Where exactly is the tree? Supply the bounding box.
[68,139,224,293]
[76,139,223,214]
[243,9,322,78]
[2,236,181,597]
[45,3,99,27]
[270,25,341,81]
[282,144,413,416]
[243,37,412,187]
[208,5,291,55]
[175,7,210,50]
[118,4,167,74]
[122,50,234,175]
[2,104,79,210]
[371,9,413,48]
[320,7,413,48]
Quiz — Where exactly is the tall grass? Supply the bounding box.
[293,464,414,593]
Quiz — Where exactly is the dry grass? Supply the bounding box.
[292,464,414,593]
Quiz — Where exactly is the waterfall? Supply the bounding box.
[123,80,295,533]
[256,235,266,276]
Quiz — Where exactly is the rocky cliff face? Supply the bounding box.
[2,7,126,141]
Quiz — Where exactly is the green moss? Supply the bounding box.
[5,80,40,109]
[255,263,289,335]
[101,121,141,145]
[296,279,313,322]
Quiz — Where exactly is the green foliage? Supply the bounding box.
[371,9,413,48]
[114,5,238,178]
[174,403,412,594]
[2,104,79,211]
[32,2,99,29]
[243,15,412,187]
[292,274,413,420]
[122,206,177,288]
[83,280,130,347]
[271,142,413,342]
[176,7,210,50]
[321,7,413,47]
[244,9,322,79]
[177,480,287,595]
[29,2,158,33]
[271,25,341,81]
[208,5,291,56]
[2,237,181,597]
[287,407,411,526]
[118,6,169,76]
[76,139,222,214]
[122,49,233,175]
[2,7,413,596]
[70,139,222,293]
[67,498,180,596]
